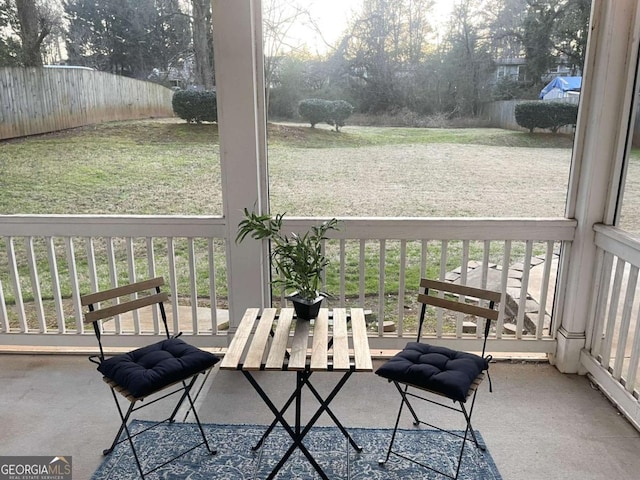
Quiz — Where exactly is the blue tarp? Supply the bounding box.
[539,76,582,99]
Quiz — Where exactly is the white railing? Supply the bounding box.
[0,215,576,354]
[283,217,574,353]
[0,215,229,348]
[582,224,640,430]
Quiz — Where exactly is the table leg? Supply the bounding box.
[251,370,363,453]
[302,370,363,452]
[251,384,298,451]
[242,371,330,480]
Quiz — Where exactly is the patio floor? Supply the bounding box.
[1,354,639,480]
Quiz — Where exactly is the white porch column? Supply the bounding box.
[554,0,640,372]
[211,0,270,329]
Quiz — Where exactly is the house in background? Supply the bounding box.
[494,57,528,84]
[148,54,197,90]
[492,56,580,89]
[541,57,577,82]
[539,76,582,100]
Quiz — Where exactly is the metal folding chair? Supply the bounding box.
[376,278,500,479]
[81,277,220,479]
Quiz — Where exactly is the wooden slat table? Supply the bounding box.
[220,307,373,480]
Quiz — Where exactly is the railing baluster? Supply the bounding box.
[612,264,638,381]
[591,251,613,357]
[188,238,198,334]
[457,240,470,338]
[86,237,98,294]
[378,239,386,336]
[536,241,555,339]
[602,257,626,370]
[497,240,512,338]
[6,236,27,332]
[339,239,346,307]
[167,236,179,334]
[516,240,533,340]
[437,240,448,337]
[478,240,491,339]
[0,279,8,333]
[359,240,365,308]
[64,237,83,334]
[398,240,406,334]
[625,308,640,394]
[105,237,121,334]
[46,237,65,333]
[125,237,136,283]
[420,239,427,279]
[481,240,490,289]
[25,237,46,333]
[146,238,159,334]
[125,237,140,334]
[208,239,218,334]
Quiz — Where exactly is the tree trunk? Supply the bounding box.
[191,0,214,89]
[16,0,46,66]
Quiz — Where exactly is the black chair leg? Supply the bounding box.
[109,393,146,479]
[394,381,420,425]
[103,374,216,480]
[378,384,487,480]
[104,389,135,456]
[460,401,485,451]
[378,382,407,465]
[184,383,216,455]
[167,376,199,423]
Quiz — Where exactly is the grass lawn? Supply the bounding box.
[2,118,637,330]
[0,118,576,217]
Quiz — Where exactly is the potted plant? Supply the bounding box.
[236,209,340,320]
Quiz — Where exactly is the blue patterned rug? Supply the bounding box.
[91,420,502,479]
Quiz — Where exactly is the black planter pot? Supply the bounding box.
[288,295,324,320]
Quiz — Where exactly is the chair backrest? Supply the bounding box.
[81,277,170,359]
[417,279,501,356]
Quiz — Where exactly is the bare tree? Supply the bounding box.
[38,0,64,64]
[441,0,494,116]
[262,0,314,114]
[487,0,591,87]
[190,0,214,89]
[14,0,57,66]
[340,0,436,113]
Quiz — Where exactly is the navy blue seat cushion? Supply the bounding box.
[375,342,488,402]
[97,338,220,399]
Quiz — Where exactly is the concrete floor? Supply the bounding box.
[1,355,639,480]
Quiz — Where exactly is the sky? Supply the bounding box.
[294,0,454,55]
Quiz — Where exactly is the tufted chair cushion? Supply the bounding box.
[97,338,220,399]
[375,342,488,403]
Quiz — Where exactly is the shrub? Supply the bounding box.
[515,101,578,133]
[329,100,354,132]
[298,98,331,128]
[172,90,217,123]
[298,98,354,131]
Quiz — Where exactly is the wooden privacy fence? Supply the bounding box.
[479,97,580,135]
[0,67,174,140]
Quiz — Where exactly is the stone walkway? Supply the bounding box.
[444,253,560,335]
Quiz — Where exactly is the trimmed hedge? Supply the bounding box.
[298,99,330,128]
[172,90,217,123]
[515,101,578,133]
[329,100,354,132]
[298,98,354,132]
